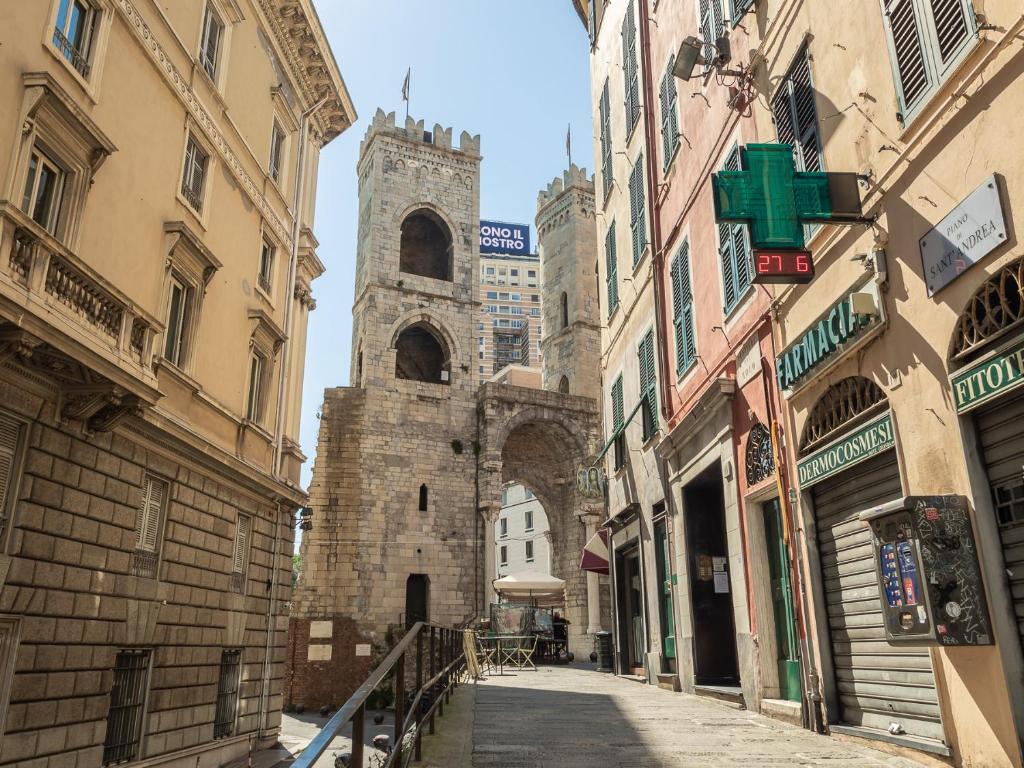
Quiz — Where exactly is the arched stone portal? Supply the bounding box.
[477,381,607,652]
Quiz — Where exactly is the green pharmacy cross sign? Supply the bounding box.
[713,144,863,251]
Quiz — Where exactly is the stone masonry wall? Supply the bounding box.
[537,166,602,402]
[0,381,291,768]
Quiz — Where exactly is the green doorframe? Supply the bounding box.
[764,497,801,702]
[653,516,676,665]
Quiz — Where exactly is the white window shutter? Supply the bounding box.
[233,515,251,573]
[0,414,21,534]
[135,477,165,553]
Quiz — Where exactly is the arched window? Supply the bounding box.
[799,376,887,454]
[405,574,430,628]
[356,348,363,383]
[399,209,452,281]
[558,375,570,393]
[560,292,569,329]
[418,484,428,511]
[395,323,450,384]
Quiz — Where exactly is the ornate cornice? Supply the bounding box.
[257,0,356,145]
[113,0,292,248]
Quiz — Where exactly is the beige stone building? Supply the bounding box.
[757,0,1024,763]
[477,251,543,376]
[0,0,352,765]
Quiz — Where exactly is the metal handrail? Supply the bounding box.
[293,622,466,768]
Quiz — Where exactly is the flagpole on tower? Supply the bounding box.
[402,67,411,121]
[566,123,572,168]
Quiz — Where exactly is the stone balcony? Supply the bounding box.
[0,201,162,430]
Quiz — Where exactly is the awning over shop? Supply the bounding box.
[580,528,609,574]
[492,572,565,607]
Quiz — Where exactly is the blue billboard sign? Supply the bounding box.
[479,220,531,256]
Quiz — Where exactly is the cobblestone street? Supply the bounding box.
[469,666,929,768]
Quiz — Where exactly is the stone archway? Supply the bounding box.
[477,382,605,652]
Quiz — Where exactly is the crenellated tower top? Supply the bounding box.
[537,164,595,212]
[359,108,481,160]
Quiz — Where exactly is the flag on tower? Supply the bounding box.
[566,123,572,166]
[401,67,411,102]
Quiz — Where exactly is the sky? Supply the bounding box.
[298,1,595,487]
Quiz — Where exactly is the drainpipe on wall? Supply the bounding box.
[272,96,329,481]
[258,501,285,740]
[636,0,673,424]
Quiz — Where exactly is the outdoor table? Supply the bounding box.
[479,635,537,674]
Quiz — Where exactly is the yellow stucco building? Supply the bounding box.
[0,0,353,765]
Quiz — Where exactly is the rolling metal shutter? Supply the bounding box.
[812,450,943,741]
[976,390,1024,653]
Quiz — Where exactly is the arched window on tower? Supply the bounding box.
[558,375,570,393]
[418,484,428,511]
[560,292,569,329]
[395,322,450,384]
[400,209,453,281]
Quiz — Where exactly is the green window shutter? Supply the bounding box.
[883,0,931,120]
[719,145,751,312]
[600,81,613,201]
[671,241,696,373]
[629,156,646,266]
[622,3,640,131]
[730,0,754,19]
[929,0,974,70]
[605,221,619,316]
[699,0,723,71]
[611,376,624,430]
[659,58,680,172]
[638,330,657,441]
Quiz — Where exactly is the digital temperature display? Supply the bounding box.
[752,250,815,284]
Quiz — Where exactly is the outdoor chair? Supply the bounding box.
[475,634,496,674]
[513,635,539,671]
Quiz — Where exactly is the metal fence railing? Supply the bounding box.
[293,623,466,768]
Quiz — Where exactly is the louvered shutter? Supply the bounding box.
[638,330,657,440]
[600,82,613,200]
[605,222,619,315]
[699,0,723,71]
[660,59,680,171]
[629,156,646,266]
[672,241,696,372]
[929,0,973,69]
[135,476,165,553]
[0,414,22,540]
[622,4,640,130]
[720,146,750,310]
[884,0,931,119]
[611,376,624,430]
[731,0,754,17]
[233,515,251,573]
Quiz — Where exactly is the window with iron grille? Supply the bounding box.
[773,45,823,242]
[621,2,641,132]
[605,222,619,317]
[637,330,657,442]
[199,4,224,81]
[230,515,251,594]
[881,0,976,124]
[659,58,680,171]
[53,0,99,78]
[213,649,241,739]
[181,134,209,213]
[599,80,613,201]
[628,156,646,267]
[718,145,752,312]
[611,375,625,470]
[103,649,151,765]
[131,476,167,579]
[670,240,696,375]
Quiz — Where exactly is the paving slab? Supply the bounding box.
[471,665,929,768]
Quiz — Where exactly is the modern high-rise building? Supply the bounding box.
[477,249,543,376]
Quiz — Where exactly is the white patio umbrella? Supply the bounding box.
[492,571,565,606]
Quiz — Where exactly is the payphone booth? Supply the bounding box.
[860,495,992,646]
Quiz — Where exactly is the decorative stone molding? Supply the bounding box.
[256,0,354,143]
[113,0,292,248]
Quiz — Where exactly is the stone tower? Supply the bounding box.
[536,165,601,400]
[287,110,482,708]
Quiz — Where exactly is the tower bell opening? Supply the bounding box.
[400,209,453,281]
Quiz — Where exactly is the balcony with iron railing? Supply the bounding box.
[0,202,162,411]
[52,27,91,79]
